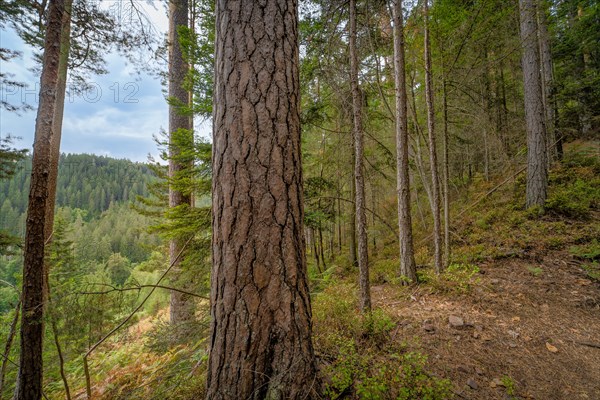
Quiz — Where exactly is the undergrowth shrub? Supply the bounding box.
[419,263,479,294]
[545,178,599,219]
[544,149,600,219]
[570,240,600,281]
[370,258,402,285]
[313,284,452,399]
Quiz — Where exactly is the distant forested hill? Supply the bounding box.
[0,154,161,313]
[0,153,155,236]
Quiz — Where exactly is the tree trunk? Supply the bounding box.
[350,0,371,313]
[536,0,557,163]
[311,228,321,273]
[15,0,65,398]
[349,152,357,267]
[207,0,317,398]
[44,7,72,398]
[442,77,451,268]
[168,0,194,325]
[44,0,71,244]
[0,300,20,398]
[519,0,548,209]
[392,0,417,283]
[318,227,327,270]
[424,0,443,273]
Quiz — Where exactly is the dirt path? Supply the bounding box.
[373,252,600,400]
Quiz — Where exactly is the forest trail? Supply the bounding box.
[373,250,600,400]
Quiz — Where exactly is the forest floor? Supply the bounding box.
[372,248,600,400]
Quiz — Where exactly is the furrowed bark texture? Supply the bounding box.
[16,0,65,398]
[519,0,548,208]
[392,0,417,283]
[207,0,317,398]
[424,0,443,273]
[349,0,371,312]
[168,0,194,325]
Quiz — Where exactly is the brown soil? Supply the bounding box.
[373,252,600,400]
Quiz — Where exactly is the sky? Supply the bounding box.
[0,1,210,162]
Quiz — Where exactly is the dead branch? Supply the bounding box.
[79,283,209,300]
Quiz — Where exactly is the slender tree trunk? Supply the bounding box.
[371,185,377,250]
[442,78,451,268]
[424,0,443,273]
[329,222,335,259]
[497,59,511,157]
[311,228,321,273]
[350,0,371,312]
[49,312,71,400]
[536,0,557,164]
[44,0,71,244]
[318,227,327,270]
[483,126,490,180]
[349,152,357,267]
[15,1,65,398]
[576,6,592,135]
[43,6,72,398]
[481,49,492,181]
[519,0,548,208]
[207,0,317,398]
[392,0,417,283]
[0,300,20,398]
[337,180,342,253]
[168,0,194,325]
[408,75,434,210]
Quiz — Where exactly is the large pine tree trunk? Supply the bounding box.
[15,0,65,398]
[392,0,417,283]
[207,0,317,398]
[424,0,443,273]
[519,0,548,208]
[168,0,194,325]
[349,0,371,312]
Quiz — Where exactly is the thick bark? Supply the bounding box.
[519,0,548,208]
[536,0,557,163]
[391,0,417,283]
[424,0,443,273]
[15,0,65,398]
[207,1,317,398]
[349,0,371,312]
[168,0,194,325]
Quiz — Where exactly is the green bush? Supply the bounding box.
[545,178,600,219]
[570,240,600,281]
[570,240,600,261]
[420,263,480,294]
[323,337,453,400]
